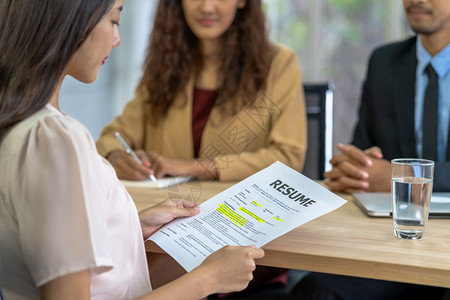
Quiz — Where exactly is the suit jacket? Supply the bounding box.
[352,36,450,191]
[97,43,307,181]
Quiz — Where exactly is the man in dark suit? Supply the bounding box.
[324,0,450,194]
[291,0,450,299]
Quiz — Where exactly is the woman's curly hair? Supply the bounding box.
[140,0,271,124]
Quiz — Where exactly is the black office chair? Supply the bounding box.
[301,82,334,180]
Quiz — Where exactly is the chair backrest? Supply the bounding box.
[302,82,334,180]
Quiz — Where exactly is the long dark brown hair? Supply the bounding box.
[140,0,271,123]
[0,0,116,137]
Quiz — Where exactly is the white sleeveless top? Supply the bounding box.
[0,104,152,299]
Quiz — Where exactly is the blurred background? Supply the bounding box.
[60,0,411,151]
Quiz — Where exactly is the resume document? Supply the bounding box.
[148,161,347,271]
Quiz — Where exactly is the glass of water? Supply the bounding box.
[391,158,434,239]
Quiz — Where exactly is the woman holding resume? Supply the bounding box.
[0,0,264,299]
[96,0,307,182]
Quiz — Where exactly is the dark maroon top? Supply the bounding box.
[192,87,218,157]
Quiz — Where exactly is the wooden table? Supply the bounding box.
[129,181,450,288]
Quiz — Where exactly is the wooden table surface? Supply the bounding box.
[128,180,450,288]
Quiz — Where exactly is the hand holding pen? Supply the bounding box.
[113,132,157,182]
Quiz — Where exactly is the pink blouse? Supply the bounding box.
[0,104,151,299]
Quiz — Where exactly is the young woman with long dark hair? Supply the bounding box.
[0,0,264,299]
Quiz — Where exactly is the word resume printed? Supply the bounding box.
[148,161,347,272]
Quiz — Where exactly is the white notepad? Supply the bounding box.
[121,176,191,189]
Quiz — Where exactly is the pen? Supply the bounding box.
[115,132,157,183]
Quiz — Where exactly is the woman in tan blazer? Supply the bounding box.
[96,0,307,182]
